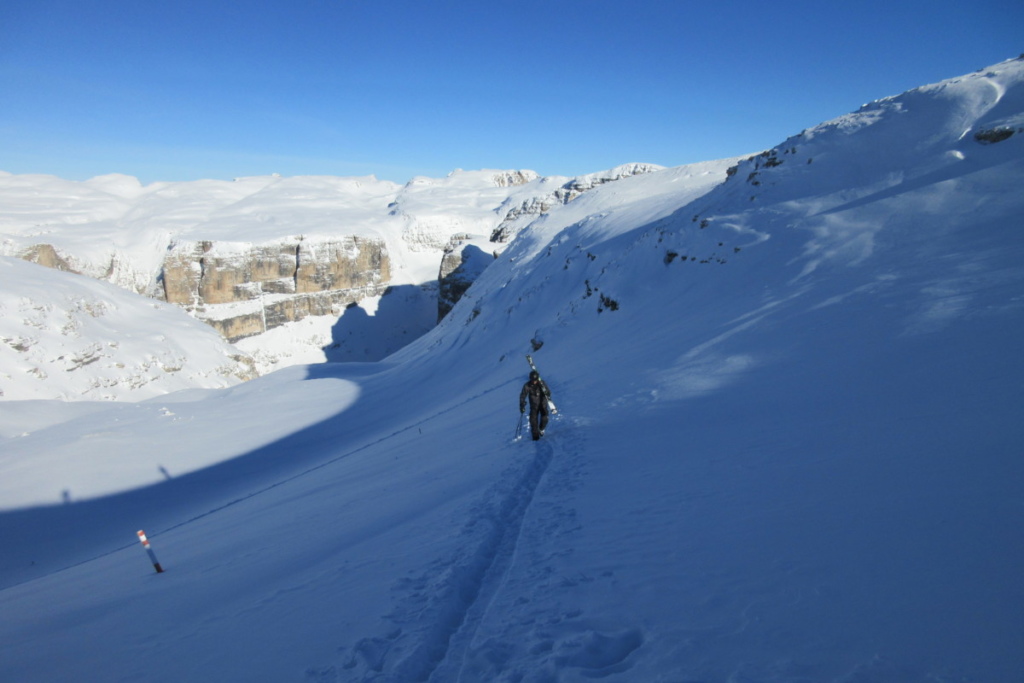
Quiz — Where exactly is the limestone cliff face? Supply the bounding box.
[161,237,391,342]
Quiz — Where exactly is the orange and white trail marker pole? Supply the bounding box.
[137,530,165,573]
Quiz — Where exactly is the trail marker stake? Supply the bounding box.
[136,530,165,573]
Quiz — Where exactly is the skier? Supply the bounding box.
[519,370,553,441]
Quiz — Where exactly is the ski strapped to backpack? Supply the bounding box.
[526,354,558,414]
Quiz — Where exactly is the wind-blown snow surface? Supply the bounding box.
[2,58,1024,682]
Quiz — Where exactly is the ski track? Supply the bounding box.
[319,415,647,683]
[322,418,573,682]
[448,421,647,682]
[425,439,554,683]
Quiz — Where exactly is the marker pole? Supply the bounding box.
[136,530,165,573]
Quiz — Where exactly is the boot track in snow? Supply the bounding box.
[335,436,558,682]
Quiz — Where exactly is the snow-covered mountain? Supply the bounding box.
[1,164,671,382]
[1,57,1022,682]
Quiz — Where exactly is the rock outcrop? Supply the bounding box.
[490,163,664,243]
[18,244,76,272]
[161,236,391,342]
[437,235,495,321]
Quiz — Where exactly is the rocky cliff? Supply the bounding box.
[161,237,391,342]
[437,235,495,322]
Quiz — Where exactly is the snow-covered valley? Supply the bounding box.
[1,57,1023,682]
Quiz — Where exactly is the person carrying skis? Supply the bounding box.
[519,370,553,440]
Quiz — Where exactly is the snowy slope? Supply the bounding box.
[1,58,1023,682]
[0,256,256,401]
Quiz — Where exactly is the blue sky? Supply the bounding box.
[2,0,1021,185]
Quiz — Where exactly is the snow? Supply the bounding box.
[1,57,1023,682]
[0,256,255,402]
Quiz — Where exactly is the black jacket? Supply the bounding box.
[520,379,552,412]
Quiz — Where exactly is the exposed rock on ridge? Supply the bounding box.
[490,163,664,242]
